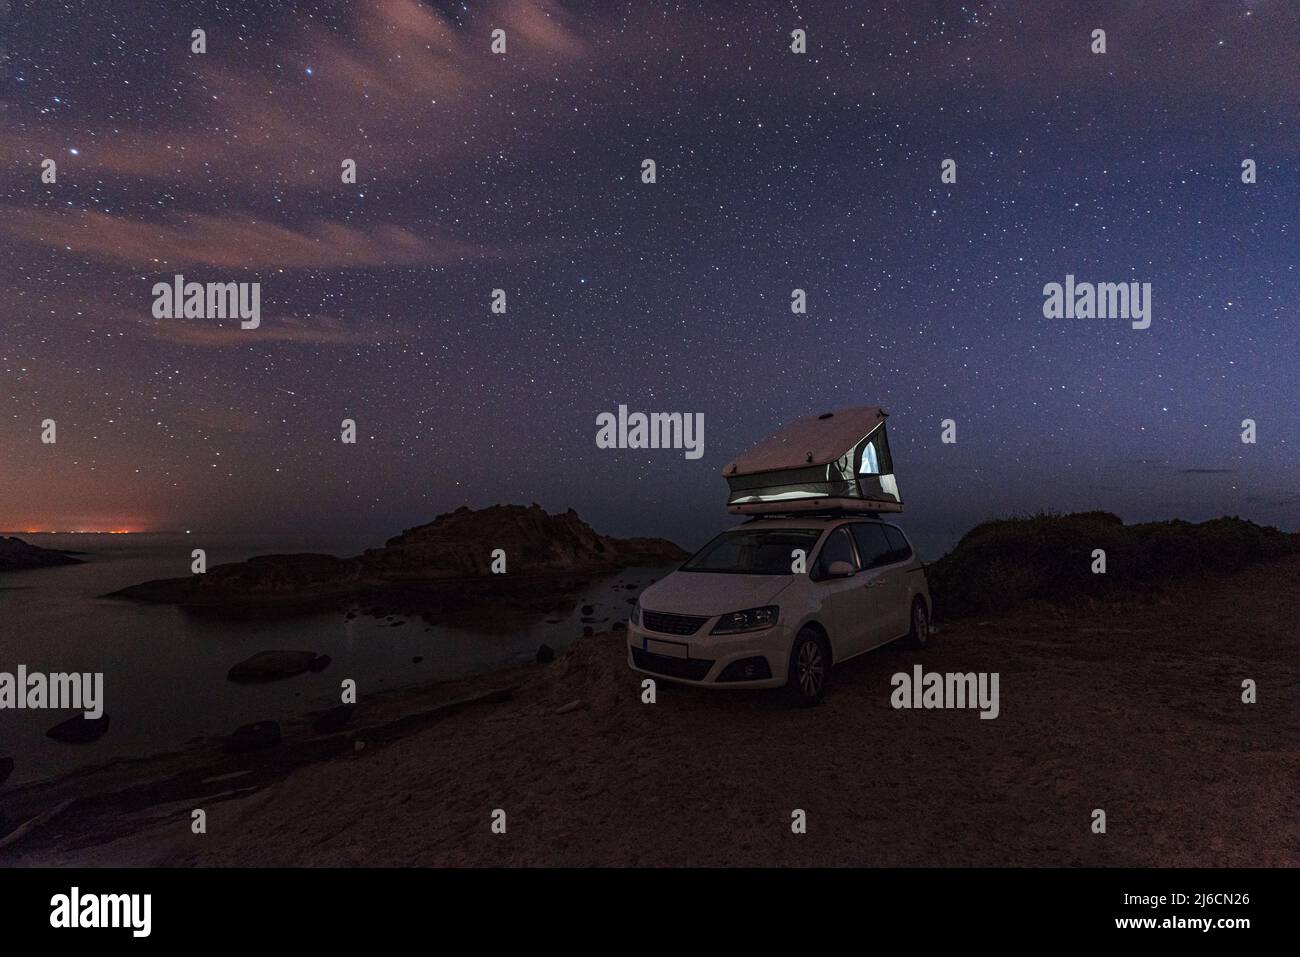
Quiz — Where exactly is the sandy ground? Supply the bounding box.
[5,554,1300,867]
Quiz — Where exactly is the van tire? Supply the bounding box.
[786,627,830,707]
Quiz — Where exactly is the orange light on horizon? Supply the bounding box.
[10,526,146,535]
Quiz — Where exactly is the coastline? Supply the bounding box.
[6,550,1299,867]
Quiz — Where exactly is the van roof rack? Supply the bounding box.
[740,510,887,523]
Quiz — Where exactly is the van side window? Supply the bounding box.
[813,527,859,580]
[882,525,913,563]
[849,523,892,570]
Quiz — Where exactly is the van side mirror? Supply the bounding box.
[827,560,856,578]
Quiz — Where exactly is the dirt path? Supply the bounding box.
[8,555,1300,866]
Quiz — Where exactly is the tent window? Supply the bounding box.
[859,441,879,475]
[854,426,893,477]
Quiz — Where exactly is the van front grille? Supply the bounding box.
[642,610,708,636]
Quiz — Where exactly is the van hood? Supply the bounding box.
[638,571,794,618]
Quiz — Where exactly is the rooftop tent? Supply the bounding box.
[722,406,903,514]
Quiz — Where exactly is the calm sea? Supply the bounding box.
[0,533,659,786]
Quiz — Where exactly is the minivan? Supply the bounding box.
[627,514,931,705]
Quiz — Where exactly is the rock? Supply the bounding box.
[107,506,689,609]
[0,536,83,572]
[555,699,585,715]
[109,552,359,605]
[536,644,556,664]
[225,720,281,753]
[46,714,110,744]
[227,650,327,683]
[390,620,405,627]
[580,616,598,623]
[312,705,354,735]
[581,604,594,615]
[0,756,13,785]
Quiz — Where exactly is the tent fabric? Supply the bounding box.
[723,406,888,476]
[722,406,903,514]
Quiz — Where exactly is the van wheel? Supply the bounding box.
[786,628,830,707]
[906,599,930,649]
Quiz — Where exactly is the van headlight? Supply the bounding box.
[630,600,642,626]
[711,605,779,635]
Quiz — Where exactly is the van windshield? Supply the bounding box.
[681,527,824,575]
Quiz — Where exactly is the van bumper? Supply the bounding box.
[625,619,789,688]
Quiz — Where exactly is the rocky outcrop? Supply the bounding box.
[0,536,82,572]
[110,553,361,609]
[107,505,687,611]
[227,650,332,683]
[360,505,684,580]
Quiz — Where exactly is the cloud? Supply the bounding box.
[0,274,413,347]
[0,0,593,187]
[4,0,1298,195]
[1,207,492,269]
[144,314,412,347]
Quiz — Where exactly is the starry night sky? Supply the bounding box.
[1,0,1296,551]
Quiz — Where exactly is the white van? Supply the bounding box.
[627,406,930,705]
[627,515,931,705]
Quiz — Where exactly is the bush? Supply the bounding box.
[926,512,1296,620]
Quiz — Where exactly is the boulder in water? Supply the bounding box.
[227,650,328,683]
